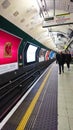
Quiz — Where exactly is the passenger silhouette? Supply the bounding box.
[65,51,72,70]
[56,51,65,74]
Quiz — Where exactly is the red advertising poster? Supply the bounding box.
[45,50,50,60]
[0,29,22,64]
[0,29,22,74]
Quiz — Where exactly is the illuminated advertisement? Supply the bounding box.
[27,44,37,63]
[45,50,50,60]
[0,29,22,74]
[49,51,55,59]
[39,48,46,62]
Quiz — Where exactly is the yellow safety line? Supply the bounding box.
[16,66,53,130]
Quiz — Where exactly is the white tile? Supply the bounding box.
[67,108,73,118]
[69,118,73,130]
[58,102,66,109]
[58,107,68,117]
[66,103,73,109]
[58,116,70,130]
[65,97,73,103]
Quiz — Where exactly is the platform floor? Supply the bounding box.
[0,62,73,130]
[58,64,73,130]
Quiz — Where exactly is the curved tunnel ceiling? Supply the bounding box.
[0,0,73,52]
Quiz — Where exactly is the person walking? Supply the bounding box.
[56,51,65,74]
[65,51,72,70]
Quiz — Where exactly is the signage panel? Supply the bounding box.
[43,13,73,27]
[0,29,22,74]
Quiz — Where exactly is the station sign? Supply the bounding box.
[43,13,73,27]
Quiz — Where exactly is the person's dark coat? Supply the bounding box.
[56,52,65,65]
[65,53,72,64]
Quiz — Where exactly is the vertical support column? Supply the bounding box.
[54,0,55,16]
